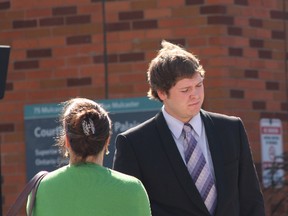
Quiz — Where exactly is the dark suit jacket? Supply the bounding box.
[113,110,265,216]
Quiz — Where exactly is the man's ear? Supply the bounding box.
[157,90,167,101]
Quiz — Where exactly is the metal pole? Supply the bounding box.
[283,0,288,110]
[102,0,109,99]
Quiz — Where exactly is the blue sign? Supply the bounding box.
[24,97,161,180]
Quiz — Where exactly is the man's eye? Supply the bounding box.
[181,89,189,93]
[196,83,203,87]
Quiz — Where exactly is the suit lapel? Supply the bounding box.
[155,112,209,214]
[200,110,227,215]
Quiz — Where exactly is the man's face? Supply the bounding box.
[158,73,204,123]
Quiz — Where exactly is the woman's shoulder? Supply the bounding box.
[108,168,146,191]
[109,168,142,184]
[108,169,149,202]
[39,165,69,184]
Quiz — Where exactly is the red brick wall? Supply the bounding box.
[0,0,287,215]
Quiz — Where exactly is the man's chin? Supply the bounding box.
[186,111,199,118]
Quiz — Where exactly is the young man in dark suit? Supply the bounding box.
[113,41,265,216]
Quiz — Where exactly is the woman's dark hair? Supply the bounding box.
[147,40,205,102]
[56,98,112,162]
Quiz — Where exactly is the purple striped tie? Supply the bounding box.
[183,123,217,215]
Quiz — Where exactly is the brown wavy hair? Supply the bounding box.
[147,40,205,102]
[56,98,112,162]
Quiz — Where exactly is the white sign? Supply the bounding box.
[260,118,284,188]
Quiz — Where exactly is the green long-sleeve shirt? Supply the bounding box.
[28,163,151,216]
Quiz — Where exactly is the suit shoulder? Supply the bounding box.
[201,110,247,136]
[201,110,241,123]
[120,115,156,136]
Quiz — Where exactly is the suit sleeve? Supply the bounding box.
[238,118,265,216]
[113,134,142,180]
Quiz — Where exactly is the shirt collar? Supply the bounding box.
[162,106,184,139]
[187,112,202,138]
[162,106,202,139]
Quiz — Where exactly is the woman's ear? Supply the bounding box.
[104,137,111,155]
[65,135,70,148]
[64,135,71,158]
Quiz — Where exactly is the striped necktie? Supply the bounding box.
[183,123,217,215]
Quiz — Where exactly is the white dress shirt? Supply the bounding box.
[162,106,216,180]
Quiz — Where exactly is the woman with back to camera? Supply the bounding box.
[28,97,151,216]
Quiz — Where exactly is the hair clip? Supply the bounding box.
[82,118,95,136]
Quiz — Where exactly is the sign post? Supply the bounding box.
[260,118,284,188]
